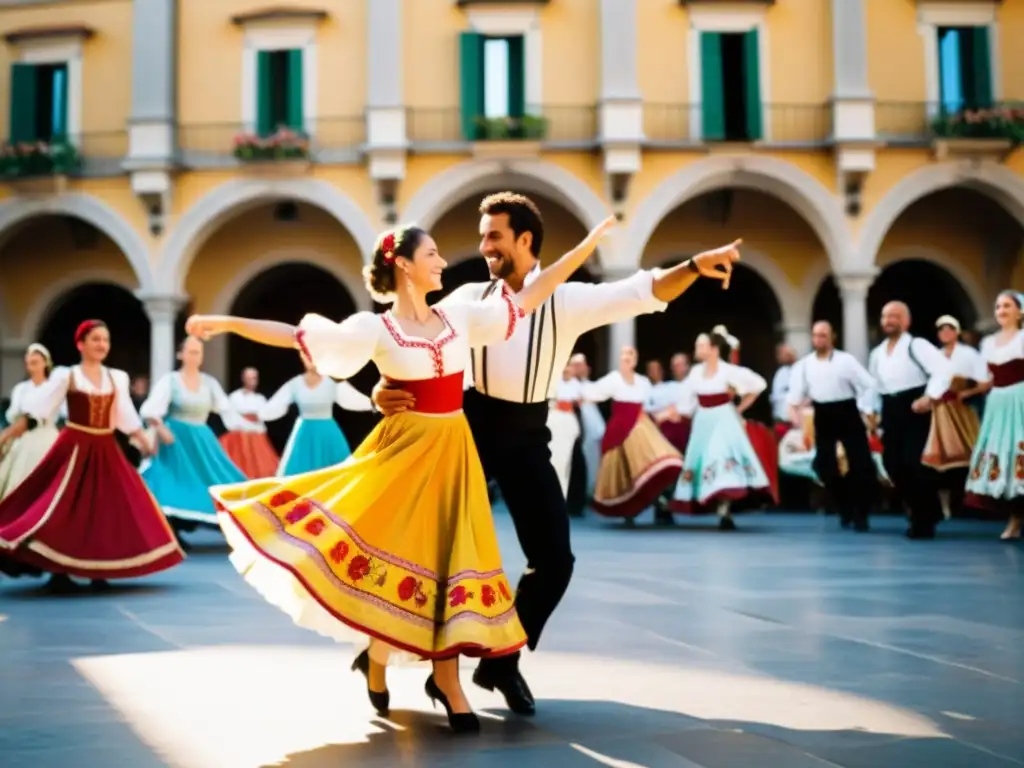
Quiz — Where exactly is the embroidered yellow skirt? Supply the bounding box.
[211,410,527,661]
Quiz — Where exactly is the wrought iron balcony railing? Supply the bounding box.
[176,118,366,167]
[643,102,832,146]
[406,105,598,147]
[875,101,1024,144]
[0,131,128,181]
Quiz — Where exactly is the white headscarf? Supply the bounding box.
[26,342,52,372]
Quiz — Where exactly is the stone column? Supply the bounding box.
[139,294,187,384]
[599,0,642,211]
[835,272,876,363]
[831,0,873,139]
[0,340,29,395]
[608,320,636,360]
[784,326,812,357]
[126,0,177,234]
[367,0,405,217]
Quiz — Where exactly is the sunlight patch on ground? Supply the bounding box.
[72,645,946,768]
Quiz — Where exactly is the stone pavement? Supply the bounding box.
[1,511,1022,768]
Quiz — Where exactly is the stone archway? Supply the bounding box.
[157,177,379,294]
[622,155,850,273]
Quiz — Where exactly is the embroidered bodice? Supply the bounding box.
[583,371,652,404]
[678,362,767,415]
[140,372,241,429]
[981,330,1024,388]
[6,379,66,425]
[296,292,522,384]
[24,365,142,434]
[261,375,372,422]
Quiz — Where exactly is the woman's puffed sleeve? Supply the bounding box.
[139,373,173,422]
[294,312,381,380]
[462,291,525,348]
[23,367,71,422]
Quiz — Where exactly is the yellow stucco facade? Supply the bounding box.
[0,0,1021,390]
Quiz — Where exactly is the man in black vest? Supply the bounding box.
[374,192,741,714]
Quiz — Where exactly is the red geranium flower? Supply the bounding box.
[348,555,371,581]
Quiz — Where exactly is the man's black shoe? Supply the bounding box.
[472,666,536,716]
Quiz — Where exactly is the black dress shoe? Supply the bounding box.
[472,666,535,715]
[425,675,480,734]
[351,649,389,716]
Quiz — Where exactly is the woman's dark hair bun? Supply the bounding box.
[362,225,428,304]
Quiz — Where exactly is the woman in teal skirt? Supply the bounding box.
[259,353,372,476]
[964,290,1024,540]
[140,336,246,546]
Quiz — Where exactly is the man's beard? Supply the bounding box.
[488,254,515,279]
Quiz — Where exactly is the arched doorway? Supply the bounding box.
[636,262,783,422]
[228,263,374,451]
[867,260,977,345]
[38,283,150,374]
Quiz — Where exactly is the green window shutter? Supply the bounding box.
[969,26,993,108]
[9,63,38,143]
[256,51,273,136]
[743,29,763,140]
[51,66,68,138]
[459,32,484,140]
[286,49,304,131]
[700,33,724,141]
[507,36,525,118]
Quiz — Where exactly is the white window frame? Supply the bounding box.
[917,2,1001,118]
[240,21,318,136]
[14,37,83,142]
[465,8,542,117]
[685,4,771,143]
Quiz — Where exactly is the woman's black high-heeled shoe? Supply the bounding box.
[351,650,390,716]
[425,675,480,734]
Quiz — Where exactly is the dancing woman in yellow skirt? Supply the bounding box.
[186,217,613,733]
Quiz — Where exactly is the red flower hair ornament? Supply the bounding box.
[74,320,103,344]
[380,232,397,265]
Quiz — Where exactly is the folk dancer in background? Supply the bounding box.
[373,192,741,716]
[925,315,989,519]
[0,320,183,592]
[140,337,248,549]
[219,367,280,479]
[670,330,771,529]
[646,352,692,523]
[260,357,372,476]
[770,344,797,440]
[869,301,953,539]
[547,366,582,501]
[570,352,605,499]
[586,346,683,523]
[964,291,1024,540]
[786,321,878,531]
[0,344,64,499]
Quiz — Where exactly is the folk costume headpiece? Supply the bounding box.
[74,320,104,344]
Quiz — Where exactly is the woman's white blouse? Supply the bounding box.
[296,292,522,382]
[140,372,243,430]
[676,362,767,416]
[24,366,142,434]
[260,375,372,421]
[583,371,652,404]
[6,379,67,424]
[980,329,1024,366]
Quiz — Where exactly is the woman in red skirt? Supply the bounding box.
[0,320,185,592]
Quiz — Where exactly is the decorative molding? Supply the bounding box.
[3,24,94,44]
[240,21,319,136]
[157,177,378,295]
[11,34,85,141]
[685,6,771,142]
[917,3,1001,117]
[465,7,543,114]
[231,6,328,25]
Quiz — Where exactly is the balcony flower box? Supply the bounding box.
[233,128,312,174]
[930,106,1023,161]
[0,139,80,194]
[471,114,547,157]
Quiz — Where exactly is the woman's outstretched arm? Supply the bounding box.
[186,316,296,349]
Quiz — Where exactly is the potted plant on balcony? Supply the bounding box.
[471,114,548,158]
[232,127,311,174]
[0,137,82,194]
[930,105,1024,161]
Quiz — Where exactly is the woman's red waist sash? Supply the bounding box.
[386,372,464,413]
[554,401,575,413]
[989,359,1024,388]
[698,393,732,408]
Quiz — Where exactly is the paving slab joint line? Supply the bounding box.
[116,608,185,649]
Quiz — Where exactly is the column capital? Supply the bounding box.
[136,292,188,321]
[834,271,877,298]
